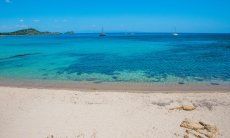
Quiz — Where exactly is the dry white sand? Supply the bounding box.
[0,86,230,138]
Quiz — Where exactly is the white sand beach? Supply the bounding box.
[0,86,230,138]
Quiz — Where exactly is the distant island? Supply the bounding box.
[0,28,61,36]
[64,31,75,35]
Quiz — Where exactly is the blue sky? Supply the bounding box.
[0,0,230,33]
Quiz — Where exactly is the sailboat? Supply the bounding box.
[173,27,179,36]
[99,27,106,37]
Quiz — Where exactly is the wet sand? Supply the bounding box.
[0,86,230,138]
[0,79,229,92]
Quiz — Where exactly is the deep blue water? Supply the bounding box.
[0,33,229,85]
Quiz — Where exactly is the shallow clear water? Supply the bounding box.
[0,33,230,85]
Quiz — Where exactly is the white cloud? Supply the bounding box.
[53,19,68,23]
[33,19,40,22]
[5,0,11,3]
[19,19,24,22]
[15,24,28,28]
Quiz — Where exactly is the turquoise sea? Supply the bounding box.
[0,33,229,85]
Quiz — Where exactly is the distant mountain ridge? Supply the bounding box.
[0,28,61,36]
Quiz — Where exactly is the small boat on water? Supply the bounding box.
[173,27,179,36]
[99,27,106,37]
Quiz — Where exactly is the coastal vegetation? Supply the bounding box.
[0,28,61,36]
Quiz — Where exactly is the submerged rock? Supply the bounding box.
[0,53,41,61]
[178,82,185,85]
[210,83,220,86]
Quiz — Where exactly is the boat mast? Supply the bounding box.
[174,27,177,34]
[101,27,104,34]
[173,27,178,36]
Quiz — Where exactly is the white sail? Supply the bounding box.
[173,27,179,36]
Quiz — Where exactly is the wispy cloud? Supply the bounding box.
[15,24,28,29]
[53,19,68,23]
[19,19,24,22]
[33,19,40,22]
[5,0,11,3]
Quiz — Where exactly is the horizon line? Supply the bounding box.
[1,28,230,34]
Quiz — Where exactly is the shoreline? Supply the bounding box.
[0,86,230,138]
[0,79,229,92]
